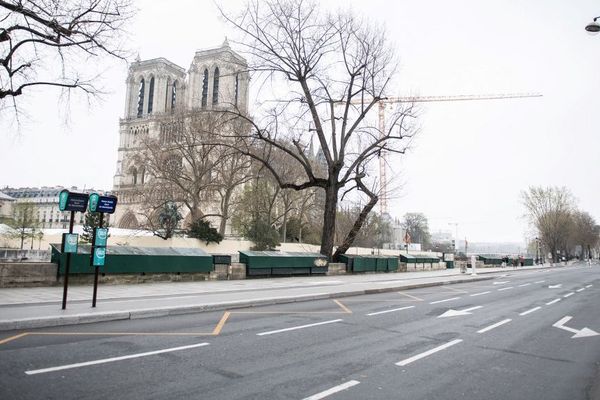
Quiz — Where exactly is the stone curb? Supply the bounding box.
[0,275,494,331]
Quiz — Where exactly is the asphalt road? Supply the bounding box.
[1,263,599,400]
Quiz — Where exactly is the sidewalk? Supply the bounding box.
[0,264,560,331]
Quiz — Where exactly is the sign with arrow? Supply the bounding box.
[438,306,483,318]
[548,284,562,289]
[553,316,599,338]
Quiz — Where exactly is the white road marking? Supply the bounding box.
[518,283,531,287]
[367,306,415,316]
[498,287,514,291]
[564,292,574,298]
[302,380,361,400]
[548,284,562,289]
[553,316,600,338]
[470,291,491,297]
[576,288,585,292]
[25,342,210,375]
[396,339,463,366]
[429,297,460,304]
[586,284,593,288]
[477,319,512,333]
[519,306,541,316]
[535,280,545,284]
[546,298,561,305]
[493,281,510,285]
[257,319,342,336]
[438,306,483,318]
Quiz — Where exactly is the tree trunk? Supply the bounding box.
[282,209,288,243]
[333,194,378,260]
[219,188,233,236]
[320,185,338,259]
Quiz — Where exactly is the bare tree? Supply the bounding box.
[0,0,133,112]
[400,212,431,248]
[521,186,575,262]
[132,112,252,232]
[569,211,599,259]
[218,0,418,259]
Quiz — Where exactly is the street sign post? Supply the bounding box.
[59,190,89,310]
[88,193,117,308]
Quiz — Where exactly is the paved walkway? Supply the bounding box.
[0,264,561,331]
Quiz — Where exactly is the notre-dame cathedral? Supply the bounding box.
[112,40,249,231]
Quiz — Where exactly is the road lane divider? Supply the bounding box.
[519,306,541,316]
[564,292,574,298]
[546,298,561,305]
[367,306,415,316]
[493,281,510,285]
[477,319,512,333]
[25,342,210,375]
[256,319,342,336]
[469,291,491,297]
[396,339,463,366]
[498,287,514,291]
[303,380,360,400]
[518,283,531,287]
[586,284,593,288]
[429,297,460,305]
[576,288,585,292]
[535,280,545,284]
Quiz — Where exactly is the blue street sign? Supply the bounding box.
[92,247,106,266]
[94,228,108,247]
[88,193,100,212]
[62,233,79,253]
[58,190,89,212]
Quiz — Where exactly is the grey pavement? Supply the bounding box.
[0,263,566,331]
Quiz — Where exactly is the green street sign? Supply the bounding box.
[59,190,69,211]
[62,233,79,253]
[92,246,106,266]
[94,228,108,247]
[88,193,100,212]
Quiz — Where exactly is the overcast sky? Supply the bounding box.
[1,0,599,244]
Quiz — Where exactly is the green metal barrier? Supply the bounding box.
[239,250,327,276]
[338,254,399,273]
[51,244,213,275]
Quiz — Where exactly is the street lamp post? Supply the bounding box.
[585,17,600,34]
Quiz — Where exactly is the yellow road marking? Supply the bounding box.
[0,332,29,345]
[397,291,424,301]
[333,299,352,314]
[211,311,230,335]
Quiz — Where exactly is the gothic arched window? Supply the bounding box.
[201,69,208,108]
[165,78,171,110]
[131,167,138,185]
[136,78,145,118]
[171,80,177,110]
[147,76,155,114]
[212,67,220,105]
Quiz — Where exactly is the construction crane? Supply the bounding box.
[375,92,542,215]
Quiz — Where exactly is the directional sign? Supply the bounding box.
[58,190,89,212]
[61,233,79,253]
[92,247,106,266]
[438,306,483,318]
[553,316,599,338]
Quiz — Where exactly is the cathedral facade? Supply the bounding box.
[112,40,249,231]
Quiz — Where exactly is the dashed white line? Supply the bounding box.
[535,280,545,284]
[518,283,531,287]
[498,287,514,291]
[25,342,210,375]
[563,292,574,298]
[470,291,491,297]
[367,306,415,316]
[302,380,361,400]
[493,281,510,285]
[586,284,593,288]
[396,339,463,366]
[477,319,512,333]
[257,319,342,336]
[576,288,585,292]
[429,297,460,304]
[519,306,541,316]
[546,298,561,305]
